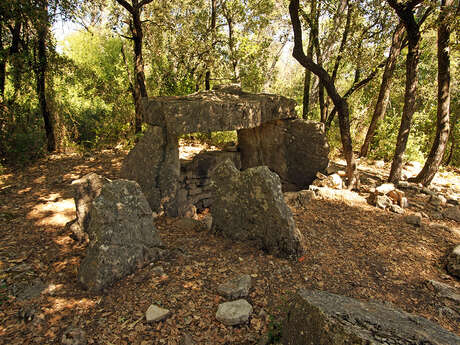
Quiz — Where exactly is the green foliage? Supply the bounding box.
[266,315,282,343]
[182,131,237,148]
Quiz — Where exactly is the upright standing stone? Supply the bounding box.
[78,179,163,292]
[120,126,179,216]
[70,173,110,241]
[238,119,329,191]
[210,160,304,258]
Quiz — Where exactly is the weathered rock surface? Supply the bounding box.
[143,86,297,135]
[284,190,315,209]
[216,299,253,326]
[309,186,367,204]
[120,125,179,215]
[69,173,110,241]
[238,119,329,191]
[217,275,252,300]
[78,180,163,292]
[282,289,460,345]
[428,280,460,303]
[145,304,171,323]
[443,206,460,222]
[405,213,422,226]
[447,245,460,278]
[210,160,304,258]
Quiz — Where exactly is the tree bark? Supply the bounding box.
[302,37,313,118]
[387,0,423,183]
[360,22,405,157]
[35,0,56,152]
[115,0,152,135]
[0,26,5,101]
[205,0,217,90]
[289,0,358,188]
[409,0,453,185]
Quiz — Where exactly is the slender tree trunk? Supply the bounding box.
[410,0,453,185]
[302,38,313,118]
[36,0,55,152]
[289,0,358,188]
[116,0,153,135]
[205,0,217,90]
[9,20,22,100]
[132,11,148,134]
[331,0,352,84]
[0,26,5,101]
[388,0,423,183]
[445,112,457,165]
[360,22,405,157]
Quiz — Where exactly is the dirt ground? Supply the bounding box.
[0,147,459,344]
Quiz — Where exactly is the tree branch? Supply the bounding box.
[115,0,134,14]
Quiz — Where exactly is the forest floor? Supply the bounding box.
[0,144,459,345]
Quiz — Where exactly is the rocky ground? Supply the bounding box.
[0,145,459,344]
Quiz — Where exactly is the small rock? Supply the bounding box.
[405,213,422,226]
[179,333,194,345]
[152,266,165,276]
[390,204,404,214]
[376,183,395,195]
[443,206,460,222]
[447,195,459,206]
[430,195,447,207]
[216,299,253,326]
[145,304,171,323]
[16,279,47,301]
[447,245,460,279]
[376,195,393,210]
[284,190,315,208]
[431,211,444,220]
[61,327,87,345]
[326,165,338,175]
[400,197,409,208]
[217,275,252,300]
[374,160,385,168]
[329,173,343,189]
[422,187,436,196]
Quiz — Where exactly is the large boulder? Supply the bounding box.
[282,289,460,345]
[238,119,329,191]
[69,173,110,241]
[120,125,179,216]
[210,160,304,259]
[78,179,163,292]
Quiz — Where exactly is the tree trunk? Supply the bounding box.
[360,22,405,157]
[387,0,423,183]
[115,0,153,135]
[0,26,5,101]
[445,112,457,165]
[36,0,56,152]
[289,0,358,188]
[205,0,217,90]
[409,0,453,185]
[302,38,313,118]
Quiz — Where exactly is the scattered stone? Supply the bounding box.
[78,180,163,292]
[216,299,253,326]
[443,206,460,222]
[217,275,252,300]
[211,160,304,258]
[405,213,422,226]
[447,245,460,279]
[431,211,444,220]
[430,195,447,207]
[284,190,315,209]
[179,333,195,345]
[376,195,393,210]
[145,304,171,323]
[61,327,87,345]
[422,186,436,196]
[400,197,409,208]
[282,289,460,345]
[447,194,459,206]
[69,173,110,241]
[374,160,385,168]
[326,165,338,175]
[311,186,367,204]
[389,204,404,214]
[428,280,460,303]
[375,183,395,195]
[238,119,329,191]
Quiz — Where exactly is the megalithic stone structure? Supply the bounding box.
[121,85,329,216]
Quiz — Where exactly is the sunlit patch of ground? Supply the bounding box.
[27,197,75,228]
